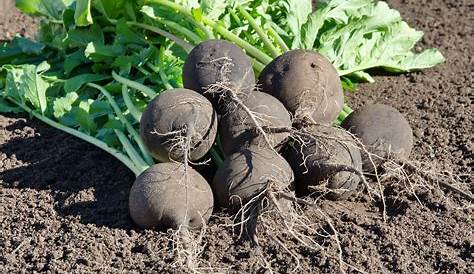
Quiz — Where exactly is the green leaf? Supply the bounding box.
[6,37,44,55]
[0,98,23,113]
[65,24,104,47]
[104,117,123,129]
[84,42,124,62]
[63,7,76,28]
[53,92,79,118]
[284,0,312,38]
[16,0,41,14]
[386,48,445,72]
[92,0,126,19]
[36,61,51,73]
[112,56,136,75]
[294,0,445,78]
[95,127,120,147]
[16,0,68,19]
[64,49,87,75]
[115,19,146,45]
[200,0,228,20]
[3,64,50,113]
[74,100,96,134]
[37,19,68,49]
[90,100,112,115]
[64,74,110,93]
[74,0,93,26]
[0,37,45,64]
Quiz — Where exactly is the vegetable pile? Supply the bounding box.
[2,0,459,269]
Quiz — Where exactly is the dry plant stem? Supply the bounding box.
[170,127,204,271]
[276,192,366,274]
[344,129,386,220]
[316,207,367,274]
[267,233,301,272]
[205,57,275,151]
[256,246,275,274]
[265,124,388,220]
[398,161,474,202]
[263,125,370,193]
[226,89,274,149]
[266,192,322,250]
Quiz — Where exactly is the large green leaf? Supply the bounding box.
[84,42,125,62]
[3,63,51,113]
[64,74,110,93]
[0,98,23,113]
[74,0,93,26]
[92,0,126,19]
[53,91,79,118]
[16,0,69,19]
[0,37,45,64]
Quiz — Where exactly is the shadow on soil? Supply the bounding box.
[1,116,135,229]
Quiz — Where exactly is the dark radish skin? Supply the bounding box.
[341,104,413,171]
[285,125,362,200]
[258,49,344,125]
[182,40,256,111]
[140,88,217,162]
[129,162,214,230]
[219,92,292,156]
[212,147,294,210]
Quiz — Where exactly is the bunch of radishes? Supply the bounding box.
[129,40,413,234]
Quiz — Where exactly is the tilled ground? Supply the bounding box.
[0,1,472,273]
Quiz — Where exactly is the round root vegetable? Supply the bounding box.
[182,39,256,109]
[258,49,343,125]
[219,92,292,156]
[341,104,413,171]
[129,162,214,230]
[285,125,363,200]
[140,88,217,162]
[183,40,279,155]
[212,147,293,210]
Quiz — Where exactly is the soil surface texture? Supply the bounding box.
[1,1,472,273]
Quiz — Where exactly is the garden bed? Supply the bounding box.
[0,0,472,273]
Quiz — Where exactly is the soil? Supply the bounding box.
[1,1,472,273]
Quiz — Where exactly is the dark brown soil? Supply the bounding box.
[1,1,472,273]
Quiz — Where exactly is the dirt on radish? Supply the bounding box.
[258,49,344,125]
[183,39,256,111]
[140,88,217,162]
[341,103,414,171]
[129,162,214,230]
[285,125,363,200]
[219,91,292,156]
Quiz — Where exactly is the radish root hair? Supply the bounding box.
[204,57,277,152]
